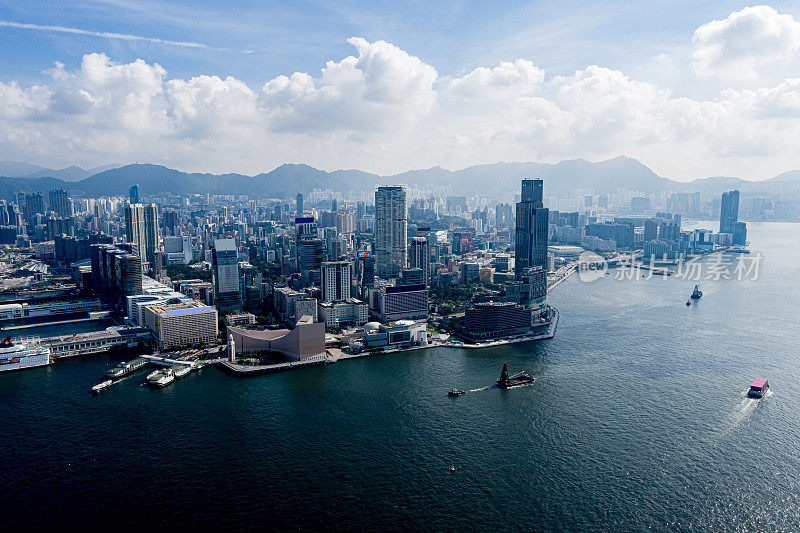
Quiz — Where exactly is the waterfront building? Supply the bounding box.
[375,186,407,278]
[720,190,740,234]
[0,299,102,322]
[212,238,241,312]
[358,320,428,351]
[733,221,748,246]
[463,302,534,341]
[515,179,549,278]
[228,315,325,362]
[142,300,218,350]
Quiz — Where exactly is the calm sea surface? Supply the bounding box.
[3,222,800,531]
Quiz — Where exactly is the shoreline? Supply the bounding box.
[219,307,560,376]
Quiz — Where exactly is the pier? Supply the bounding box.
[3,316,110,331]
[35,327,153,358]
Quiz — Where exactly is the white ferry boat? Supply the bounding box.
[148,369,174,388]
[173,365,192,379]
[0,336,51,373]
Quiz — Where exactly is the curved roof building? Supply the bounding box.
[228,316,325,362]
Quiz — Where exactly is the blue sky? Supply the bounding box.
[2,1,800,179]
[2,1,793,91]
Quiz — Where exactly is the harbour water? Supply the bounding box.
[2,222,800,530]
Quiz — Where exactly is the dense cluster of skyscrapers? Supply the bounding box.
[0,171,753,354]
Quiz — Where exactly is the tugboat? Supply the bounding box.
[497,363,535,389]
[690,285,703,300]
[448,388,465,397]
[748,378,769,399]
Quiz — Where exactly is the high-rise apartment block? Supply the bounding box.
[48,189,74,218]
[321,261,351,303]
[125,203,160,268]
[375,186,407,278]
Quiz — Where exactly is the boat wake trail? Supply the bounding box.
[469,386,493,392]
[731,389,767,427]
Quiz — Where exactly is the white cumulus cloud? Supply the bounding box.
[692,5,800,81]
[3,29,800,180]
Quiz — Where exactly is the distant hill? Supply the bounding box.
[0,161,121,181]
[0,157,795,199]
[770,170,800,182]
[395,156,674,196]
[0,161,48,177]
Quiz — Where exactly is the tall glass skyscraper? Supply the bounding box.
[514,179,549,279]
[409,237,430,287]
[213,238,241,312]
[375,186,407,278]
[720,190,740,234]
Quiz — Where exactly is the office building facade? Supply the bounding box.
[213,238,241,312]
[720,190,740,234]
[515,179,549,278]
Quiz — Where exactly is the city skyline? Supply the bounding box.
[3,3,799,530]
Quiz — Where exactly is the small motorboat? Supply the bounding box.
[450,465,455,473]
[686,300,691,306]
[448,388,465,397]
[91,380,113,394]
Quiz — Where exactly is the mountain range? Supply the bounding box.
[1,157,798,200]
[0,162,121,182]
